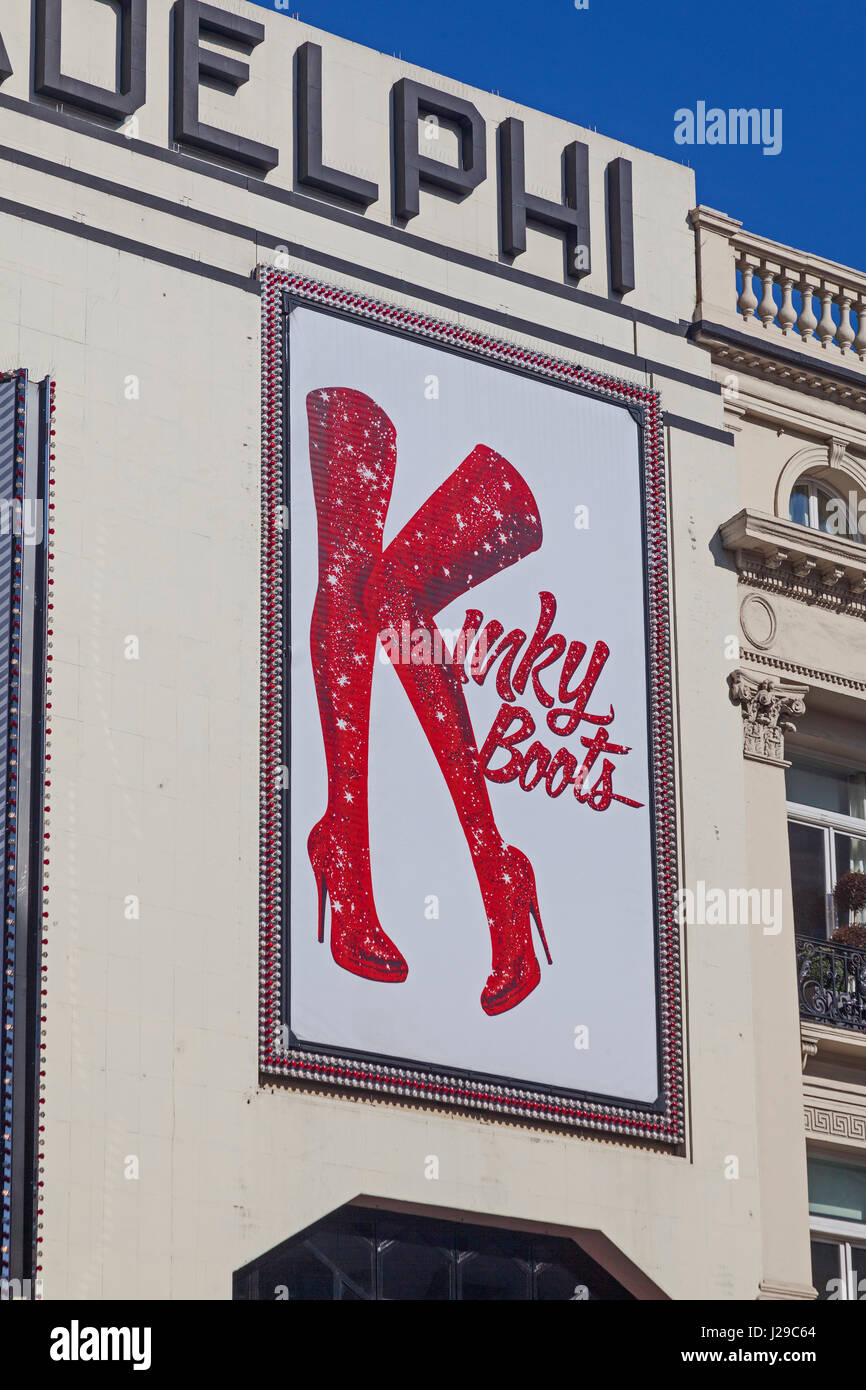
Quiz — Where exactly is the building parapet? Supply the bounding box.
[691,206,866,364]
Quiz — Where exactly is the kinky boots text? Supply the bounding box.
[459,591,645,812]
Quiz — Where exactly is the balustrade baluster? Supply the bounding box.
[817,283,836,348]
[777,272,797,334]
[854,300,866,361]
[836,291,856,353]
[797,276,818,341]
[757,263,778,328]
[737,256,758,320]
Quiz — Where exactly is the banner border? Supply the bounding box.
[258,267,683,1145]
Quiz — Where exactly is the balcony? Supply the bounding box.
[689,206,866,409]
[797,935,866,1034]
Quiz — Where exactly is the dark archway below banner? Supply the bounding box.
[232,1202,647,1301]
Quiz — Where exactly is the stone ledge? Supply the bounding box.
[758,1279,818,1300]
[721,509,866,588]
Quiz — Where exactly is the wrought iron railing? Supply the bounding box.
[796,935,866,1033]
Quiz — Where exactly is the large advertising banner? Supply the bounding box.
[259,274,682,1141]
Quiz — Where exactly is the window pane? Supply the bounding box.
[810,1239,844,1300]
[816,488,843,536]
[533,1235,635,1301]
[850,1244,866,1302]
[459,1252,530,1300]
[535,1261,590,1300]
[786,757,866,820]
[458,1226,531,1301]
[380,1237,452,1300]
[808,1157,866,1224]
[265,1244,334,1300]
[788,821,828,939]
[789,484,811,527]
[308,1223,375,1298]
[834,832,866,887]
[378,1213,454,1300]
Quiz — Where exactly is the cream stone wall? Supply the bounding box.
[0,0,818,1298]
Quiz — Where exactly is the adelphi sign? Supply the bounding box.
[0,0,636,291]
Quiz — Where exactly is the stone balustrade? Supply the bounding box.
[691,206,866,364]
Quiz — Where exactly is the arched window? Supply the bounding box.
[789,475,860,540]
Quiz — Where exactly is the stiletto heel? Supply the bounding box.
[307,815,408,982]
[479,845,550,1016]
[522,855,552,965]
[313,865,326,944]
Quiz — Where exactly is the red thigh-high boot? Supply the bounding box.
[363,444,552,1015]
[306,388,408,982]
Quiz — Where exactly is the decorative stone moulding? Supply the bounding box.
[803,1064,866,1149]
[741,649,866,695]
[729,668,808,765]
[739,593,776,650]
[774,441,866,520]
[709,342,866,410]
[720,509,866,615]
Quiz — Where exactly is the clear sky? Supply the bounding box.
[251,0,864,273]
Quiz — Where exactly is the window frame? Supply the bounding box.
[789,476,858,538]
[810,1217,866,1300]
[787,752,866,940]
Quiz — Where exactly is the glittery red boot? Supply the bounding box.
[364,444,552,1013]
[306,387,408,983]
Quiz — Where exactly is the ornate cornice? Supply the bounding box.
[721,510,866,616]
[691,322,866,413]
[735,560,866,617]
[729,669,808,765]
[721,510,866,585]
[740,648,866,695]
[721,508,866,617]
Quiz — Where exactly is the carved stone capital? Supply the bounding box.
[729,670,808,765]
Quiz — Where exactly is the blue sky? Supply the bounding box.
[251,0,864,272]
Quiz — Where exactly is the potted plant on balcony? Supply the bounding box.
[832,872,866,949]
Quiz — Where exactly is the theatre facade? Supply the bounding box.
[1,0,865,1301]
